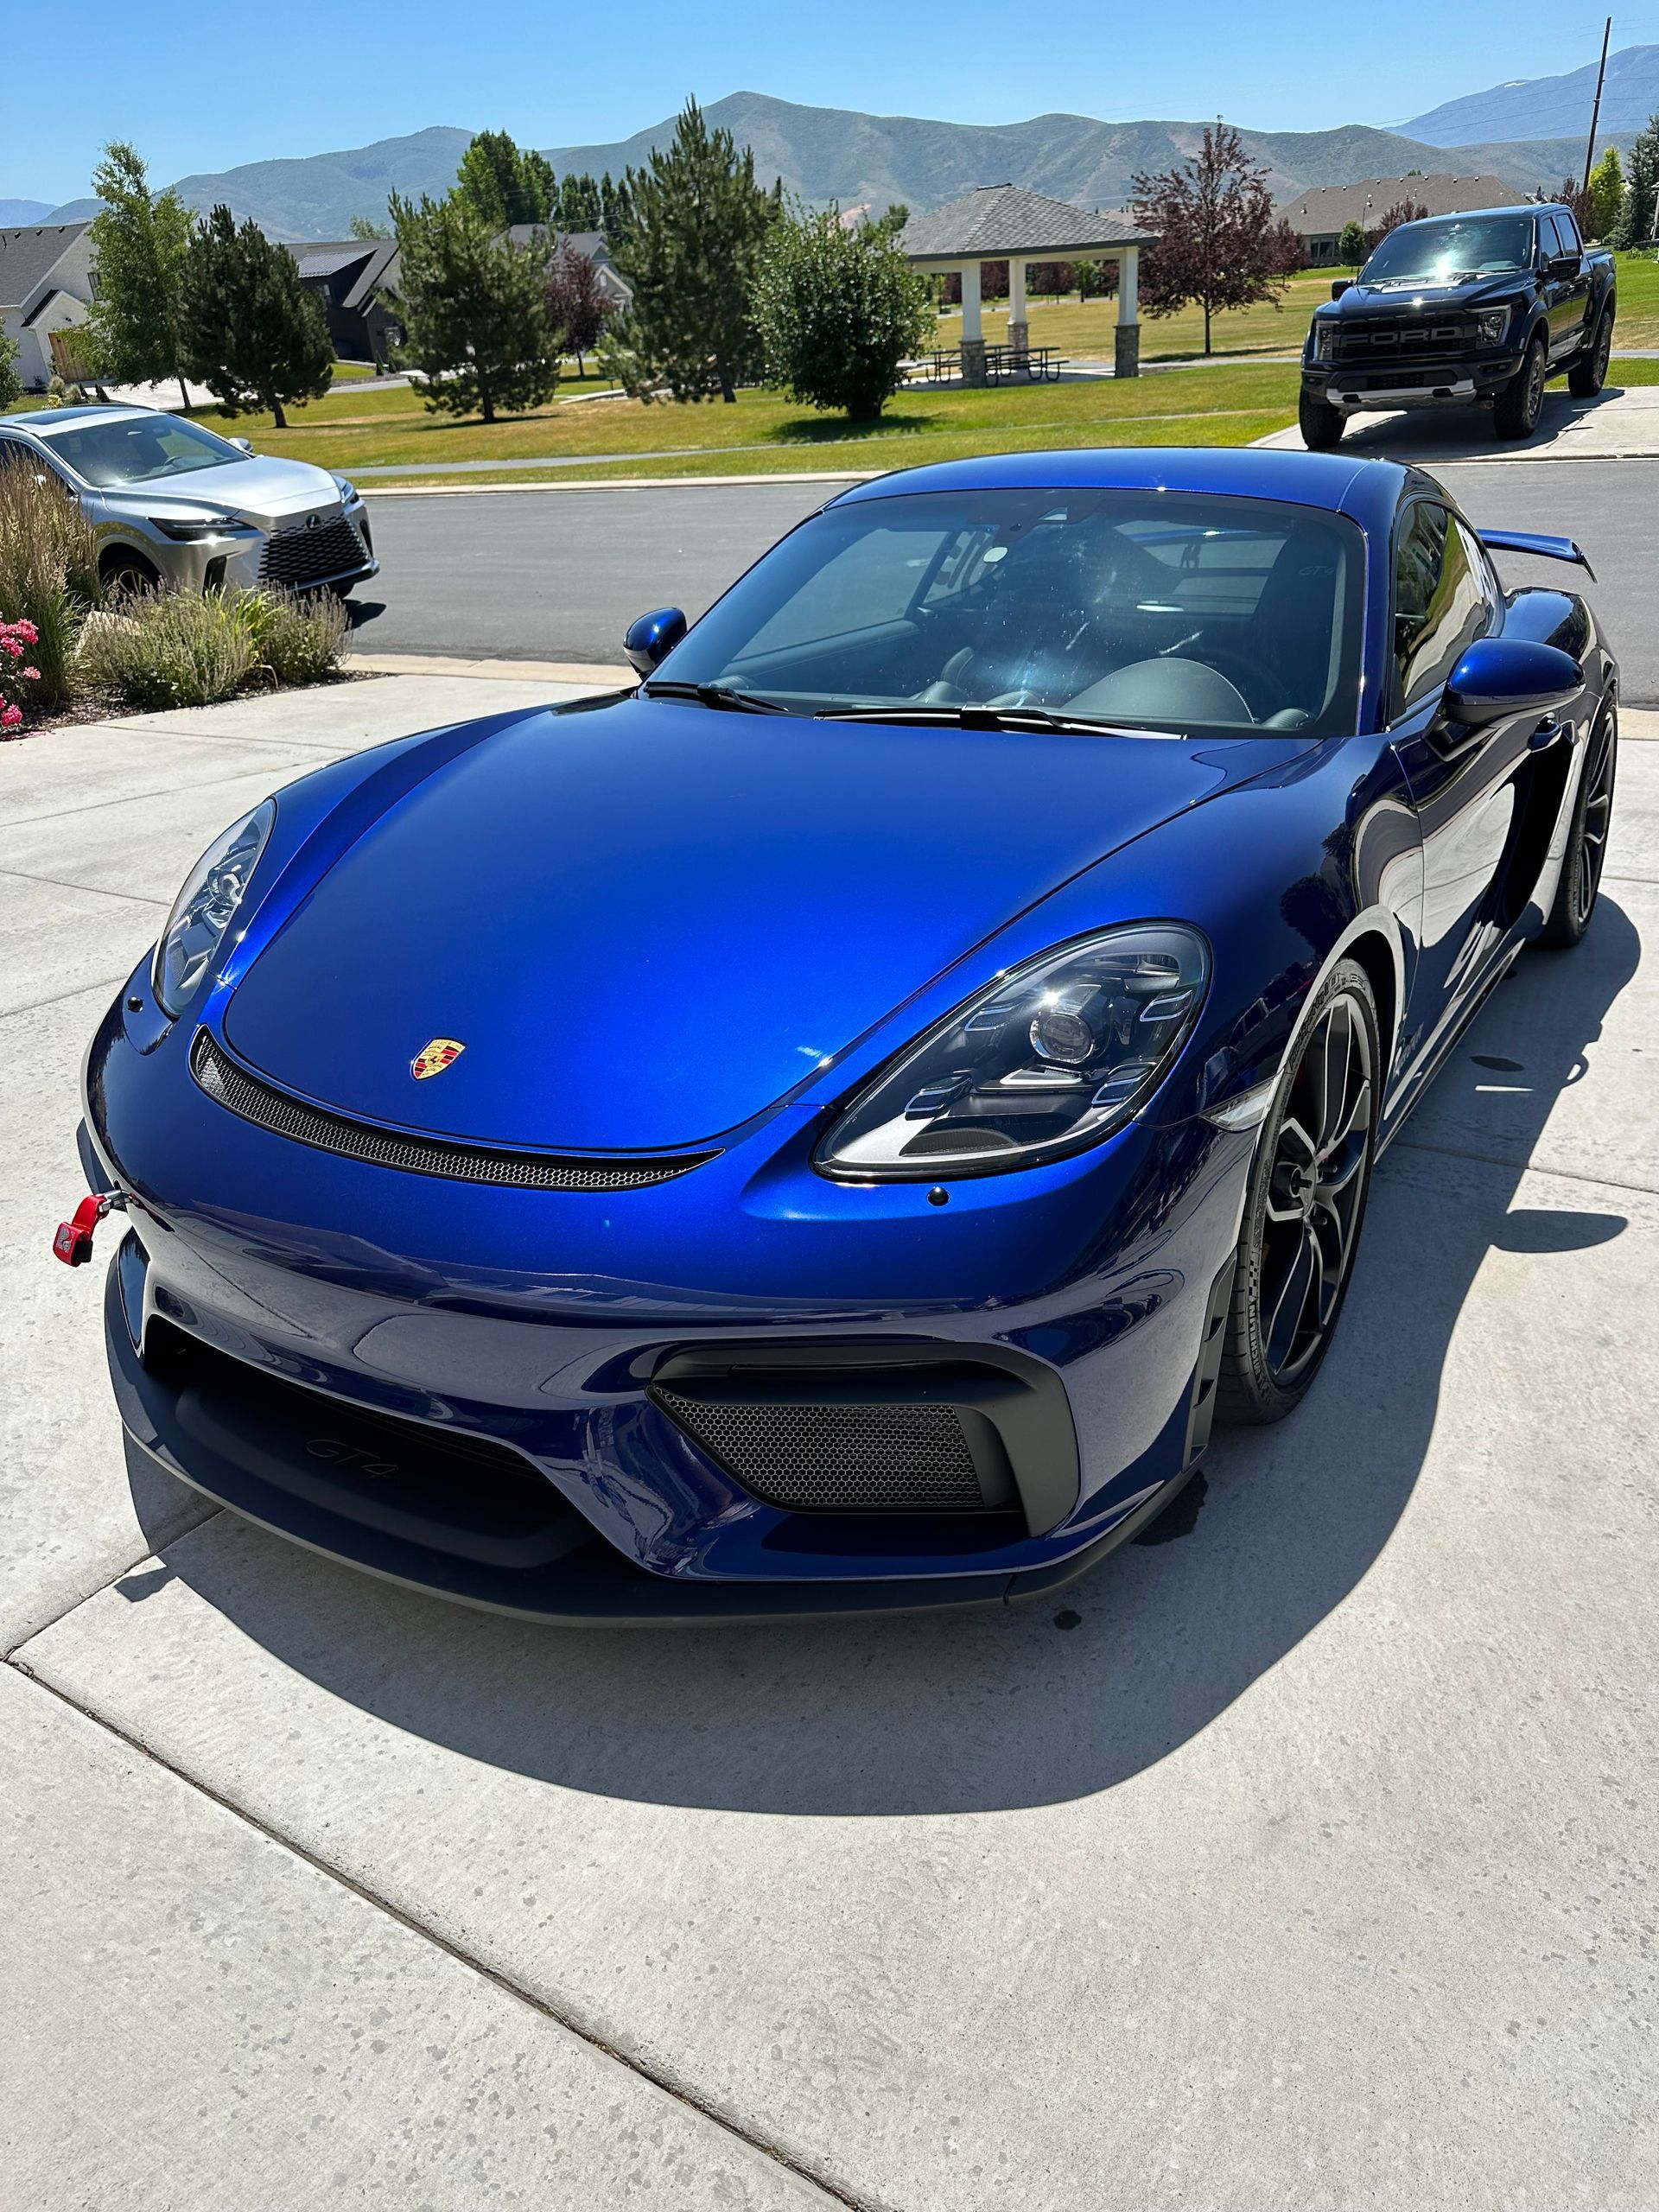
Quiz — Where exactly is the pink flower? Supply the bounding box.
[21,667,41,681]
[1,703,22,730]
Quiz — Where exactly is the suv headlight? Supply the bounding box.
[1474,308,1511,347]
[1311,321,1337,361]
[332,473,358,504]
[150,510,235,541]
[817,925,1210,1179]
[152,800,275,1017]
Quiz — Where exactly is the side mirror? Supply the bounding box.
[624,606,687,677]
[1330,277,1352,301]
[232,436,254,454]
[1549,252,1580,277]
[1442,637,1582,728]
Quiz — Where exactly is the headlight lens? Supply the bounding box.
[333,474,358,504]
[152,800,275,1017]
[817,925,1210,1178]
[1312,321,1337,360]
[1475,308,1511,347]
[150,511,232,541]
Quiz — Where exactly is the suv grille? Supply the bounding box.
[192,1033,713,1191]
[260,512,367,588]
[652,1389,987,1512]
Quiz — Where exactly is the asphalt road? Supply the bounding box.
[354,461,1658,702]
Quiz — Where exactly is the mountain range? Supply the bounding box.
[1402,41,1659,144]
[22,68,1653,245]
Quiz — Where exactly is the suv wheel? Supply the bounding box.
[1567,310,1613,398]
[1298,391,1346,451]
[99,548,161,598]
[1494,334,1548,439]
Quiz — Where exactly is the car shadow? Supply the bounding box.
[133,899,1640,1815]
[1313,381,1635,465]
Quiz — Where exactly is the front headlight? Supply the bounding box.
[1311,321,1337,361]
[152,800,276,1018]
[333,474,358,505]
[150,511,234,541]
[1475,308,1511,347]
[817,925,1210,1179]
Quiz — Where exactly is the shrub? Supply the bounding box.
[78,589,257,710]
[756,205,933,421]
[0,469,99,705]
[1,616,42,734]
[231,585,349,684]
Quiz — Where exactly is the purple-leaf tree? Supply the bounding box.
[1130,125,1293,354]
[545,242,611,375]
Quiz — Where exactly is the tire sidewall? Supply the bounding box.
[1222,958,1382,1422]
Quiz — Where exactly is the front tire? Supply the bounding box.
[1494,334,1548,439]
[1538,701,1618,949]
[1218,960,1380,1424]
[1299,390,1346,450]
[1567,309,1613,397]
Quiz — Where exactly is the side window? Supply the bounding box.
[1453,518,1502,626]
[1537,214,1563,259]
[1393,503,1490,713]
[1554,210,1581,254]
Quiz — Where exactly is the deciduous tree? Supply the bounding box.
[754,203,931,421]
[619,99,779,403]
[1337,220,1370,270]
[0,327,21,410]
[544,241,610,372]
[82,143,193,404]
[385,193,558,423]
[1365,200,1429,249]
[1586,146,1625,240]
[178,206,334,428]
[1132,126,1296,352]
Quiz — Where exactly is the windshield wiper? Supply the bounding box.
[639,679,791,715]
[815,702,1177,738]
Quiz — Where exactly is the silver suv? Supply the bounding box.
[0,404,378,597]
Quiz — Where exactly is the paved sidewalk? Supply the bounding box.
[3,671,1656,2207]
[1260,378,1659,462]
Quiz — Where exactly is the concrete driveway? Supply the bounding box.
[1259,376,1659,465]
[3,674,1656,2209]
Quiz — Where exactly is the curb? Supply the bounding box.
[352,652,632,686]
[365,470,883,498]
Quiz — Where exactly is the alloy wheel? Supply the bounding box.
[1257,991,1374,1388]
[1574,712,1617,928]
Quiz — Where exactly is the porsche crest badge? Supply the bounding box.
[411,1038,466,1081]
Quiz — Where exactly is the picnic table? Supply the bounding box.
[914,342,1065,386]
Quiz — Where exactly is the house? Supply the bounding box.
[0,223,97,389]
[498,226,632,311]
[291,238,405,366]
[1278,175,1517,265]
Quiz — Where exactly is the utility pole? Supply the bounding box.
[1580,16,1613,206]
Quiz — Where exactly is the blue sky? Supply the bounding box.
[11,0,1659,205]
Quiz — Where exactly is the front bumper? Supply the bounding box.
[86,973,1252,1618]
[1303,353,1522,411]
[118,502,378,596]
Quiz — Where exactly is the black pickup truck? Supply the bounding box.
[1300,203,1616,447]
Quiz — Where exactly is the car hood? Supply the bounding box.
[223,697,1313,1152]
[103,453,345,531]
[1324,272,1535,320]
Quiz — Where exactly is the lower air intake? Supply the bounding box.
[652,1389,988,1512]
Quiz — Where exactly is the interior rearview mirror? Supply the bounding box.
[1441,637,1583,729]
[624,607,688,677]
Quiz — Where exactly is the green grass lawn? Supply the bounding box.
[932,271,1337,361]
[184,364,1304,486]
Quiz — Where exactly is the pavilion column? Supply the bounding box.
[1115,245,1141,378]
[1007,256,1028,359]
[959,260,987,387]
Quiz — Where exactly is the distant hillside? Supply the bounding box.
[0,198,54,225]
[31,90,1638,243]
[1403,42,1659,145]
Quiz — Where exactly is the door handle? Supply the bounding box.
[1528,717,1569,753]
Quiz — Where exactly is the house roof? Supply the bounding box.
[289,238,401,311]
[0,222,91,311]
[901,184,1158,263]
[1277,174,1517,233]
[499,225,616,265]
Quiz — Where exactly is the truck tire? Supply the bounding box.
[1494,334,1547,439]
[1298,391,1346,450]
[1567,308,1613,397]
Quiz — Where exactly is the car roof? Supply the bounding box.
[830,445,1402,516]
[0,404,156,432]
[1395,204,1555,226]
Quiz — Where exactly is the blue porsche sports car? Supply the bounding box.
[71,448,1618,1622]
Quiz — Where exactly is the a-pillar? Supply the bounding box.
[1115,245,1141,378]
[959,260,987,387]
[1007,256,1028,359]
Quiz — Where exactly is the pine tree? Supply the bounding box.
[598,172,635,249]
[618,100,779,403]
[385,193,558,423]
[178,207,334,428]
[0,327,22,410]
[1611,117,1658,250]
[1586,146,1625,241]
[82,143,193,404]
[454,130,554,229]
[755,205,931,422]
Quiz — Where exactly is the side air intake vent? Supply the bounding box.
[191,1032,714,1191]
[652,1389,988,1513]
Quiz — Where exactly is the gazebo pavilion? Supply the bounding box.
[901,182,1160,385]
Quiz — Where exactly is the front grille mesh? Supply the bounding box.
[192,1033,711,1191]
[652,1389,985,1512]
[1334,319,1470,360]
[260,512,367,587]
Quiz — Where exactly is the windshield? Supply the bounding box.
[36,414,245,489]
[1361,215,1536,283]
[652,488,1364,736]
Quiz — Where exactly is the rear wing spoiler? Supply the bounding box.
[1477,528,1597,582]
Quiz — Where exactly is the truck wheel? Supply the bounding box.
[1494,335,1547,438]
[1567,310,1613,397]
[1298,391,1346,450]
